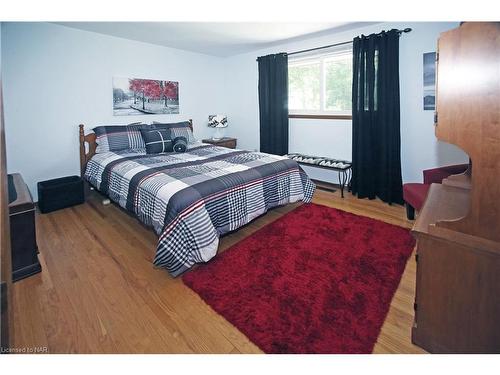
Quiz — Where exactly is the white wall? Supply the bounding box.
[2,22,470,200]
[2,22,226,199]
[223,22,468,185]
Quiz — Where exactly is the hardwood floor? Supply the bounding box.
[10,188,426,353]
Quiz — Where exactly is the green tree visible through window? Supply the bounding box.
[288,62,321,110]
[325,57,352,111]
[288,48,352,114]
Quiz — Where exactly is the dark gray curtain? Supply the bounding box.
[258,53,289,155]
[351,29,403,204]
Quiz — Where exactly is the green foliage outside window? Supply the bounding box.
[288,50,352,113]
[325,58,352,111]
[288,63,321,110]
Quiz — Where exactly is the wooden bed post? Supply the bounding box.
[78,124,97,177]
[78,124,97,200]
[79,124,85,178]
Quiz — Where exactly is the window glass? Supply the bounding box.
[288,45,353,115]
[289,61,321,111]
[324,55,352,112]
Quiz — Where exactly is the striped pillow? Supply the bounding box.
[140,128,173,154]
[93,123,147,153]
[151,121,196,144]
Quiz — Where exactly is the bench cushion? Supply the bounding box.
[286,153,352,170]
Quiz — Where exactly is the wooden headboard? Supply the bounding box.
[79,119,193,178]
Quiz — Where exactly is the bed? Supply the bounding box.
[79,120,315,276]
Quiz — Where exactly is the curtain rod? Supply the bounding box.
[288,28,412,56]
[256,28,412,60]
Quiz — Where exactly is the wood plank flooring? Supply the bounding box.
[10,188,426,353]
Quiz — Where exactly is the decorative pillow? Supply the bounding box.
[151,121,196,144]
[93,123,146,153]
[140,128,173,154]
[173,136,188,153]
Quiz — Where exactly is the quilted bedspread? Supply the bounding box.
[84,143,315,276]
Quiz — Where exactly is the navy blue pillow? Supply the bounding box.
[140,128,173,154]
[173,136,188,153]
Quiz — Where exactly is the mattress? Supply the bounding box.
[84,143,315,276]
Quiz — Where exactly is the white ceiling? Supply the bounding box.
[54,22,374,57]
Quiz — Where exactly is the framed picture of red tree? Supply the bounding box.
[113,77,179,115]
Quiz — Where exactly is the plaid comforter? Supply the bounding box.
[85,143,315,276]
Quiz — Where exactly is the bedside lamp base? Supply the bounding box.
[212,127,224,140]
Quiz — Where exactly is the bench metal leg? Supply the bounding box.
[347,168,352,192]
[338,169,349,198]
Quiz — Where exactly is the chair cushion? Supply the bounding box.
[403,183,430,211]
[423,164,469,184]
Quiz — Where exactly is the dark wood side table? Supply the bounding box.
[8,173,41,282]
[202,137,237,149]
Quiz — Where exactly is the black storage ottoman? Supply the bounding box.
[37,176,85,213]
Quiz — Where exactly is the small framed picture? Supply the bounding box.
[423,52,436,111]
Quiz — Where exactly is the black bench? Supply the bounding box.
[286,153,352,198]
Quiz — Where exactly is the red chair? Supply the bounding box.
[403,164,469,220]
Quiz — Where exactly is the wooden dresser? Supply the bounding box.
[411,23,500,353]
[8,173,41,282]
[1,80,12,351]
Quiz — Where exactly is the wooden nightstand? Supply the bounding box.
[202,137,237,149]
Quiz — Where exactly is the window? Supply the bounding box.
[288,45,353,117]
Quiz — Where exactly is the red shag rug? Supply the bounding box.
[183,203,415,353]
